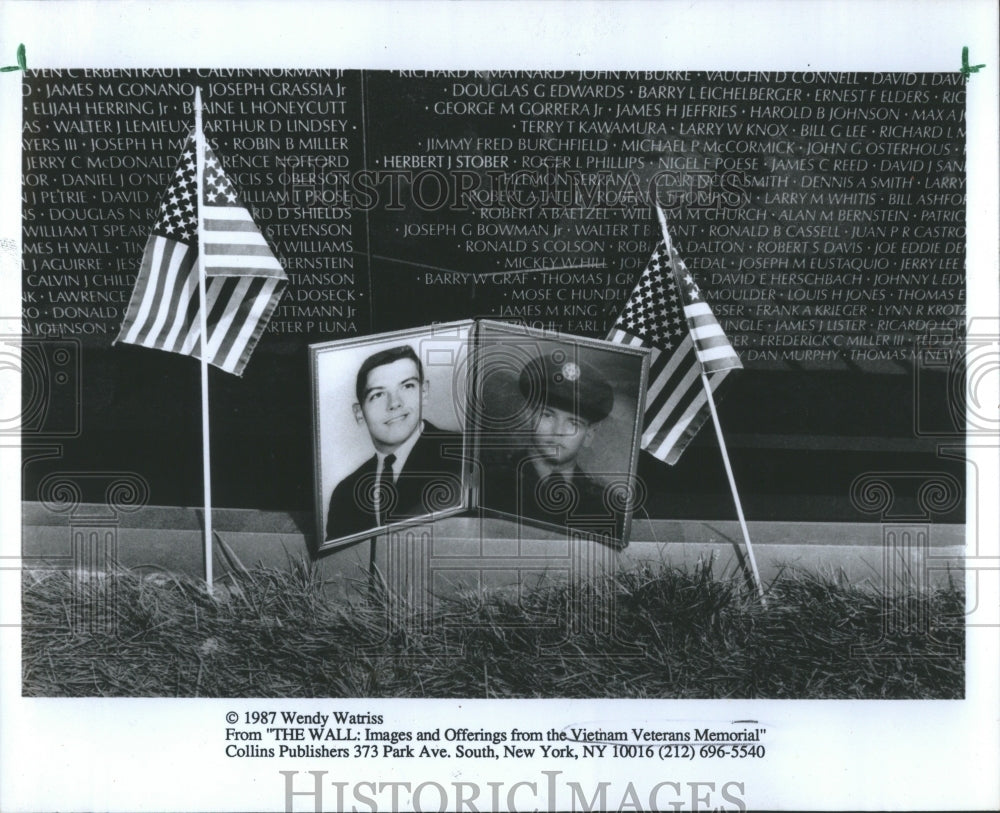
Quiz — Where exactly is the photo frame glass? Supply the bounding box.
[311,320,473,550]
[470,320,648,548]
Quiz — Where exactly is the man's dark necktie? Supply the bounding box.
[376,453,396,525]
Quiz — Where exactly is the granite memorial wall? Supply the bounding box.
[20,70,967,521]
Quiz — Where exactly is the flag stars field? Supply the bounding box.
[617,249,691,351]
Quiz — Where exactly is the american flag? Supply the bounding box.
[608,235,742,464]
[115,131,285,376]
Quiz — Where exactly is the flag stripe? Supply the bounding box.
[690,323,726,340]
[129,241,192,350]
[645,387,705,455]
[201,263,285,276]
[203,239,276,254]
[663,370,729,463]
[642,346,670,404]
[209,277,262,362]
[643,360,701,442]
[652,401,705,463]
[204,217,268,230]
[144,242,191,347]
[220,278,281,373]
[698,344,740,362]
[203,218,258,232]
[118,236,166,345]
[204,247,283,262]
[644,350,694,421]
[693,331,730,347]
[617,331,675,407]
[205,205,256,221]
[608,328,643,347]
[159,260,198,351]
[181,278,221,357]
[645,336,694,405]
[206,276,240,336]
[685,302,713,318]
[207,277,254,360]
[687,313,722,329]
[174,280,202,356]
[645,369,730,462]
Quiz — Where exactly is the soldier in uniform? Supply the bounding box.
[482,351,616,535]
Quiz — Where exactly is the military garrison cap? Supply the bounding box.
[518,351,614,423]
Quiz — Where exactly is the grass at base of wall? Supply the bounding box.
[22,559,964,698]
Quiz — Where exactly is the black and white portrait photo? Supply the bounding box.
[311,322,471,550]
[471,322,647,547]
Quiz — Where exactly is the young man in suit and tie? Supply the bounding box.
[325,345,463,542]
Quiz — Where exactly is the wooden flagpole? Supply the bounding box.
[655,205,766,603]
[699,372,766,603]
[194,87,213,594]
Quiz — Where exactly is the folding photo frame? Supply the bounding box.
[310,319,649,552]
[310,320,475,551]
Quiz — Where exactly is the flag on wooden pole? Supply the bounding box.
[115,132,286,375]
[114,92,286,594]
[610,209,765,601]
[607,225,742,463]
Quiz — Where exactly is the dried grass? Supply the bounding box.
[21,559,964,698]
